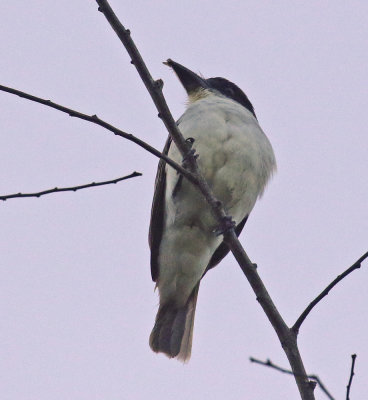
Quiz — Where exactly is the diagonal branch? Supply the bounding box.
[95,0,227,221]
[346,354,357,400]
[0,84,195,184]
[250,357,335,400]
[95,1,315,399]
[2,3,362,398]
[0,172,142,201]
[292,252,368,334]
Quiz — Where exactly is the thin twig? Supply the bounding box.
[95,1,315,399]
[0,84,195,184]
[0,172,142,201]
[292,252,368,333]
[250,357,335,400]
[346,354,357,400]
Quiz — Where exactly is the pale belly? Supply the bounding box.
[156,95,275,306]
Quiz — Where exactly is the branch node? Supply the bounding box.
[346,353,357,399]
[249,357,334,399]
[215,199,222,208]
[291,326,299,336]
[154,79,164,90]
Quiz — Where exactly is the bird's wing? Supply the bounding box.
[149,133,249,281]
[149,136,172,282]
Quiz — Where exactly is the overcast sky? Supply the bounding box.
[1,1,367,399]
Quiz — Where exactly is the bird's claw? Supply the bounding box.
[215,216,236,236]
[185,137,195,146]
[182,147,198,169]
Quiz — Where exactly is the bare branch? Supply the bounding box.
[250,357,335,400]
[2,2,359,398]
[95,0,227,221]
[0,84,195,184]
[95,1,315,398]
[96,1,187,153]
[292,252,368,334]
[0,172,142,201]
[346,354,357,400]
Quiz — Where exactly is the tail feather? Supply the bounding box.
[149,284,200,362]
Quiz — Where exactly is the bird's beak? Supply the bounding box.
[164,59,209,94]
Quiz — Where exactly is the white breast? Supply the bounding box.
[158,91,276,305]
[167,92,276,225]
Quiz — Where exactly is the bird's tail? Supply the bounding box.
[149,283,200,362]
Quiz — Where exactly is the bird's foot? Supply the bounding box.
[185,137,195,146]
[182,139,198,169]
[215,216,236,236]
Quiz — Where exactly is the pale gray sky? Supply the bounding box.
[1,1,367,399]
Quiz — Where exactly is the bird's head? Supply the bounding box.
[164,59,256,118]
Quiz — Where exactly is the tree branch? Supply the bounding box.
[0,84,195,185]
[250,357,335,400]
[95,1,315,398]
[346,354,357,400]
[2,3,361,398]
[95,0,228,221]
[292,252,368,334]
[0,172,142,201]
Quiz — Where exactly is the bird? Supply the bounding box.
[148,59,276,361]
